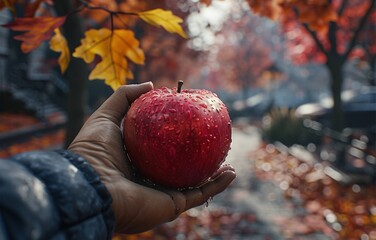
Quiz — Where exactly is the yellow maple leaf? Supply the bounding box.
[138,8,187,38]
[49,28,70,73]
[73,28,144,90]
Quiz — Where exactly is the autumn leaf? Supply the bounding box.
[3,16,66,53]
[49,28,70,73]
[138,8,187,38]
[73,28,144,90]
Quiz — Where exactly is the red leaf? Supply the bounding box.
[3,16,66,53]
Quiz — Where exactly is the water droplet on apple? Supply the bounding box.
[199,103,207,108]
[169,108,177,113]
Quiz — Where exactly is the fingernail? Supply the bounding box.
[141,81,153,87]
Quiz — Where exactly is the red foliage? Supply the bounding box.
[247,0,337,32]
[277,0,375,65]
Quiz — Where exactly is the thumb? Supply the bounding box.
[95,82,154,125]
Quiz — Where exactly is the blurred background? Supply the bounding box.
[0,0,375,239]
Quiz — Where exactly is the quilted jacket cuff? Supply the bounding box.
[56,150,115,238]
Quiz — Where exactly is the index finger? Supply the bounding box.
[95,82,154,124]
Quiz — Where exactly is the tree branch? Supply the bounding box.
[328,21,337,55]
[343,0,375,60]
[78,0,138,16]
[302,23,329,59]
[338,0,348,17]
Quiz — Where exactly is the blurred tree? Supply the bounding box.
[246,0,375,131]
[207,15,276,97]
[358,8,376,86]
[178,1,285,98]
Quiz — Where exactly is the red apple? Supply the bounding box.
[123,81,232,189]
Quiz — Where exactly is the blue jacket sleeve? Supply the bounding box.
[0,150,115,240]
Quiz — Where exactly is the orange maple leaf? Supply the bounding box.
[3,16,66,53]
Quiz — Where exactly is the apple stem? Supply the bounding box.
[177,80,184,93]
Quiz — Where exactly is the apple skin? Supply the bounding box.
[123,86,232,189]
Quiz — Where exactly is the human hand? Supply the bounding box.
[68,82,236,234]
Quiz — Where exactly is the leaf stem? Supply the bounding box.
[67,4,85,18]
[78,0,138,16]
[110,12,114,31]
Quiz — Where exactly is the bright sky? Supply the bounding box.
[186,0,234,50]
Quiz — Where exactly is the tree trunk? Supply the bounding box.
[53,0,89,147]
[326,56,345,132]
[369,55,376,86]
